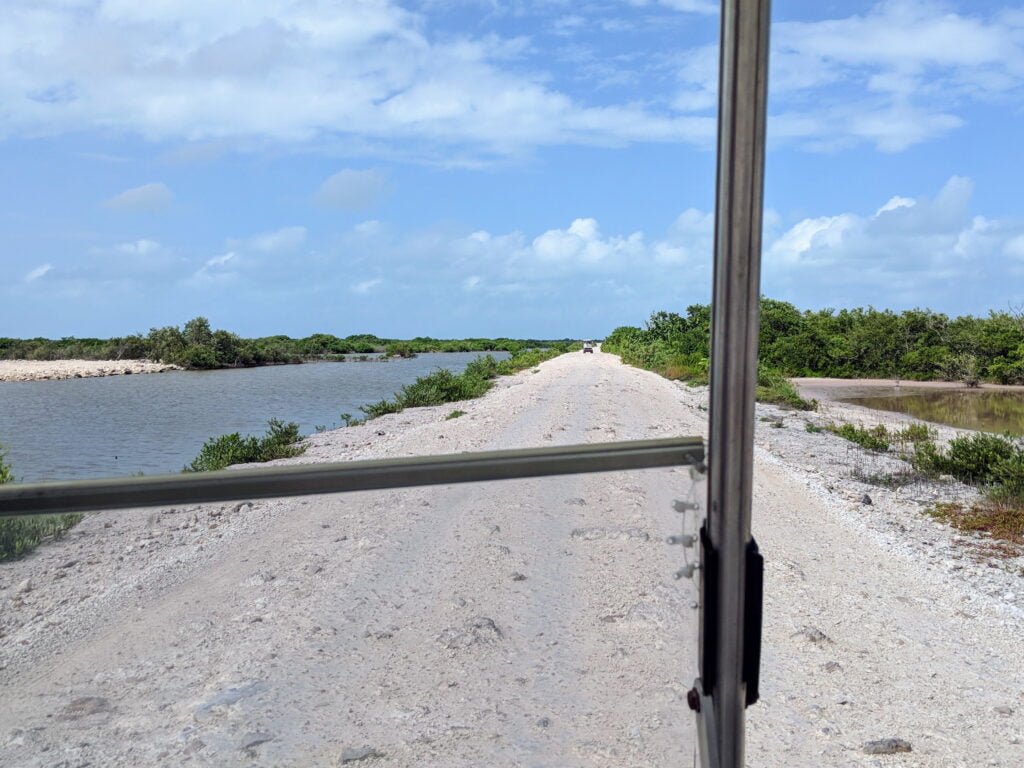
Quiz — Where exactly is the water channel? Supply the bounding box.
[841,387,1024,436]
[0,353,506,483]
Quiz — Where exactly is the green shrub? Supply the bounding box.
[0,445,11,486]
[991,451,1024,500]
[911,432,1017,486]
[826,422,891,452]
[893,423,934,444]
[756,367,818,411]
[186,418,305,472]
[0,447,82,561]
[1,513,83,562]
[384,342,416,358]
[446,410,467,420]
[360,349,564,419]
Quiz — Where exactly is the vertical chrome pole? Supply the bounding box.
[702,1,771,767]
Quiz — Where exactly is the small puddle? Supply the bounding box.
[841,389,1024,435]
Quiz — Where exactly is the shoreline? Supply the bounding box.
[0,351,512,383]
[0,359,180,382]
[794,375,1024,401]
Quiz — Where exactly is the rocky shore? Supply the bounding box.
[0,359,179,382]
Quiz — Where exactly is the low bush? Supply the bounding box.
[826,422,891,452]
[361,348,564,419]
[0,446,82,561]
[911,432,1020,488]
[186,418,305,472]
[756,367,818,411]
[907,431,1024,545]
[826,421,935,454]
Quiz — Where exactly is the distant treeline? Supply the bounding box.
[0,317,574,371]
[605,299,1024,385]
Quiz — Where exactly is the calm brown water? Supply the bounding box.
[842,389,1024,435]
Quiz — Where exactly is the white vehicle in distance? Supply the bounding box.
[582,340,594,353]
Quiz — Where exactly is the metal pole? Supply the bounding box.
[0,437,704,517]
[703,0,771,766]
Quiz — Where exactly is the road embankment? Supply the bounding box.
[0,350,1021,767]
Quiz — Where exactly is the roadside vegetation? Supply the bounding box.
[0,317,575,372]
[824,422,933,452]
[184,347,569,470]
[360,346,571,419]
[819,420,1024,546]
[604,299,1024,386]
[0,446,81,561]
[185,419,306,472]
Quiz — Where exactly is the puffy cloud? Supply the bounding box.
[0,0,715,155]
[102,183,174,212]
[763,176,1024,309]
[315,170,391,211]
[674,2,1024,152]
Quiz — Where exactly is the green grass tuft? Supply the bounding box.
[0,446,82,561]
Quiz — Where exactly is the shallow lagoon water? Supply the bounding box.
[0,353,506,483]
[842,388,1024,436]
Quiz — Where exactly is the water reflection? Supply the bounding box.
[843,389,1024,435]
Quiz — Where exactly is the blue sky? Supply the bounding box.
[3,0,1024,339]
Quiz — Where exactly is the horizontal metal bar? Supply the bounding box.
[0,437,704,517]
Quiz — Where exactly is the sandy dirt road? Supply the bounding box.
[0,350,704,767]
[1,350,1021,767]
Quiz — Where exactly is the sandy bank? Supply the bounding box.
[0,359,179,382]
[795,375,1024,401]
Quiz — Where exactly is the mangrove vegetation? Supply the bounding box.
[604,299,1024,386]
[0,317,575,372]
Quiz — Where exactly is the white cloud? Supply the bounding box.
[315,170,391,211]
[674,2,1024,152]
[763,176,1024,308]
[244,226,307,253]
[627,0,717,14]
[323,176,1023,320]
[24,263,53,282]
[1006,235,1024,260]
[0,0,717,155]
[352,278,382,294]
[115,238,161,255]
[189,251,238,284]
[102,183,174,212]
[876,196,916,216]
[530,218,646,268]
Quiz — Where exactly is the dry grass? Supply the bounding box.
[927,500,1024,548]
